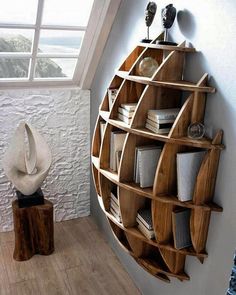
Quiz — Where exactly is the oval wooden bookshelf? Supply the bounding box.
[91,33,224,283]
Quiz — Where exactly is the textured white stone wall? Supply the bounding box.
[0,88,90,232]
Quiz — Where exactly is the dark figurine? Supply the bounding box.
[141,2,157,43]
[158,4,177,46]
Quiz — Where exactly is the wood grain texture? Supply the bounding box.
[118,187,145,227]
[119,46,146,72]
[191,74,208,123]
[92,35,224,283]
[98,173,113,211]
[169,94,194,138]
[100,76,124,112]
[190,131,223,253]
[0,218,140,295]
[152,200,174,244]
[12,200,54,261]
[125,232,151,258]
[116,71,216,93]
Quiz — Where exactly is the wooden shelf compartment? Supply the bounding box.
[118,132,164,185]
[109,79,146,121]
[96,166,222,213]
[100,75,124,112]
[91,165,101,196]
[108,219,188,282]
[130,84,182,130]
[99,123,128,171]
[128,47,164,77]
[91,115,107,158]
[119,46,147,72]
[103,117,224,150]
[98,195,207,259]
[116,70,215,93]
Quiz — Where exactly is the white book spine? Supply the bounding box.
[118,113,132,124]
[145,123,170,134]
[120,103,137,112]
[147,116,175,124]
[118,107,134,118]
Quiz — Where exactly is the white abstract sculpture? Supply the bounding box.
[3,122,52,195]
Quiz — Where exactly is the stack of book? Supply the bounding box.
[136,208,155,239]
[108,88,118,111]
[110,187,122,223]
[118,103,137,124]
[134,145,162,188]
[110,130,126,172]
[145,108,180,134]
[176,151,206,202]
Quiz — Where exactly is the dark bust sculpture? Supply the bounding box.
[158,4,177,46]
[141,2,157,43]
[162,4,176,29]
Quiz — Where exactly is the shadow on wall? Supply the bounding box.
[177,9,197,39]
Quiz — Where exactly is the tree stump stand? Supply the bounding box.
[12,200,54,261]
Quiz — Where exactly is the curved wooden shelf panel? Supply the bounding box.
[97,194,207,258]
[92,160,222,213]
[116,70,215,93]
[137,42,196,52]
[92,33,224,283]
[100,112,224,150]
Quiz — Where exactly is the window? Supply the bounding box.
[0,0,94,84]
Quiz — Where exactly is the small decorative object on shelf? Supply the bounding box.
[141,1,157,43]
[157,4,177,46]
[188,122,205,139]
[138,57,158,77]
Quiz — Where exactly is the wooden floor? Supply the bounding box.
[0,217,140,295]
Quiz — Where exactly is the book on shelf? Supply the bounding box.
[111,186,118,205]
[137,208,153,230]
[108,88,119,111]
[134,145,162,188]
[177,150,206,202]
[146,118,173,129]
[147,117,176,124]
[118,113,132,124]
[111,193,118,206]
[148,108,180,121]
[118,107,135,118]
[120,102,137,112]
[137,220,155,239]
[145,122,171,134]
[172,209,192,249]
[110,131,126,171]
[110,208,122,223]
[110,199,120,214]
[100,120,106,140]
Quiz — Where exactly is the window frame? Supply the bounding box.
[0,0,122,88]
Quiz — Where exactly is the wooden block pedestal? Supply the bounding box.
[12,199,54,261]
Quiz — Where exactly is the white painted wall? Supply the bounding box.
[0,88,90,232]
[91,0,236,294]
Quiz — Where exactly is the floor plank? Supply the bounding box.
[0,217,140,295]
